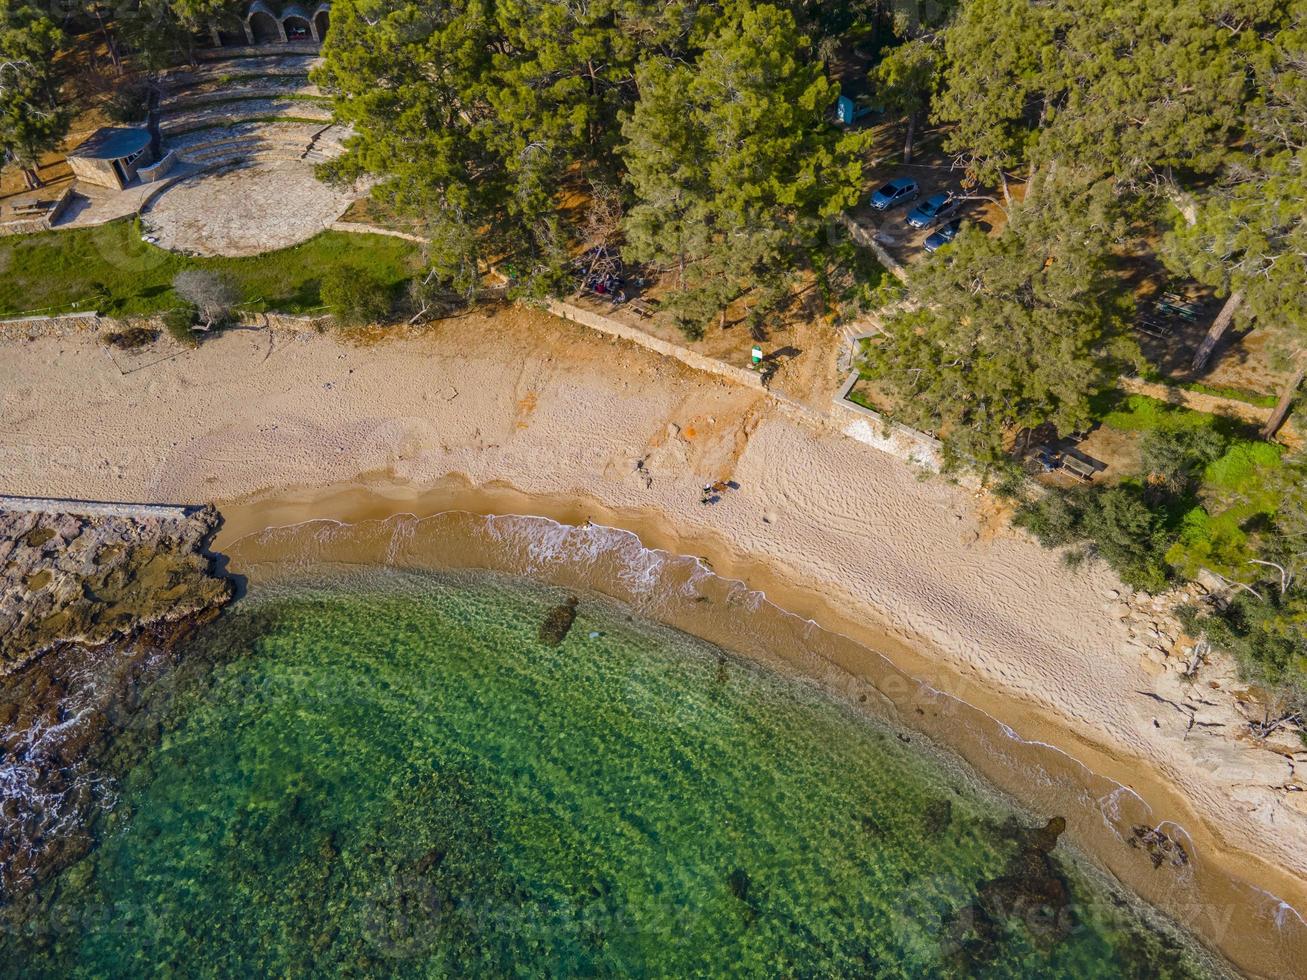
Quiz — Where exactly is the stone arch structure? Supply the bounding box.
[246,2,283,43]
[312,5,329,41]
[281,4,314,41]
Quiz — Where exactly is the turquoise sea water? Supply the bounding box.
[2,569,1220,978]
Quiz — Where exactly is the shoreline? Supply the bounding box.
[216,478,1302,978]
[3,308,1306,975]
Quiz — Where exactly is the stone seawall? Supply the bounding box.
[833,371,943,471]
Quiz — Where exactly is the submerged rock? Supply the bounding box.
[539,597,579,646]
[946,816,1074,969]
[728,867,751,903]
[1128,824,1191,870]
[923,799,953,835]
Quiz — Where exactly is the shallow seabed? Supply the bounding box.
[1,560,1227,978]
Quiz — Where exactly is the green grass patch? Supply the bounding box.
[1095,392,1216,433]
[1179,381,1279,408]
[0,219,422,318]
[1203,441,1283,494]
[847,387,878,411]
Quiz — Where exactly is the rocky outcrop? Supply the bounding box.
[0,502,233,677]
[1109,579,1307,829]
[0,500,234,902]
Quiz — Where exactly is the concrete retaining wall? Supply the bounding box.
[329,220,427,244]
[833,371,943,471]
[839,214,908,282]
[0,494,193,521]
[139,150,178,183]
[0,311,102,335]
[198,42,320,59]
[546,299,764,390]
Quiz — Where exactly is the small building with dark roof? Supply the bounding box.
[66,128,155,190]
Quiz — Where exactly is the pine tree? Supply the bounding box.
[1162,15,1307,434]
[314,0,499,288]
[621,2,865,332]
[862,189,1135,464]
[869,36,937,165]
[0,0,68,189]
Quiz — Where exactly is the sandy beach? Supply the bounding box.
[3,306,1306,975]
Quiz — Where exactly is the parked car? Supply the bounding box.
[906,192,960,230]
[923,217,964,253]
[869,178,920,211]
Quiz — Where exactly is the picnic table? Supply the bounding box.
[1156,292,1201,322]
[1135,317,1174,340]
[1060,455,1096,482]
[629,298,660,319]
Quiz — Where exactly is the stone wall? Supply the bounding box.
[0,311,102,335]
[546,299,765,391]
[838,214,908,282]
[139,150,178,183]
[0,185,75,237]
[329,220,427,244]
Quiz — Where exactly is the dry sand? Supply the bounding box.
[3,306,1306,974]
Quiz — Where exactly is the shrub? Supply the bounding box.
[1139,426,1227,491]
[1015,484,1172,592]
[322,267,393,326]
[102,327,158,350]
[1178,596,1307,710]
[162,307,199,346]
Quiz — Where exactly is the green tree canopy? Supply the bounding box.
[862,191,1135,464]
[935,0,1284,191]
[0,0,68,188]
[621,2,866,332]
[869,36,938,163]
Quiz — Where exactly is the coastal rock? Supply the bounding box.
[0,501,234,901]
[0,504,233,677]
[1127,825,1189,870]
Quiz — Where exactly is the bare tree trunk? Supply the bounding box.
[1262,355,1306,440]
[1191,289,1244,373]
[903,111,916,165]
[93,8,122,74]
[998,170,1011,205]
[146,81,164,161]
